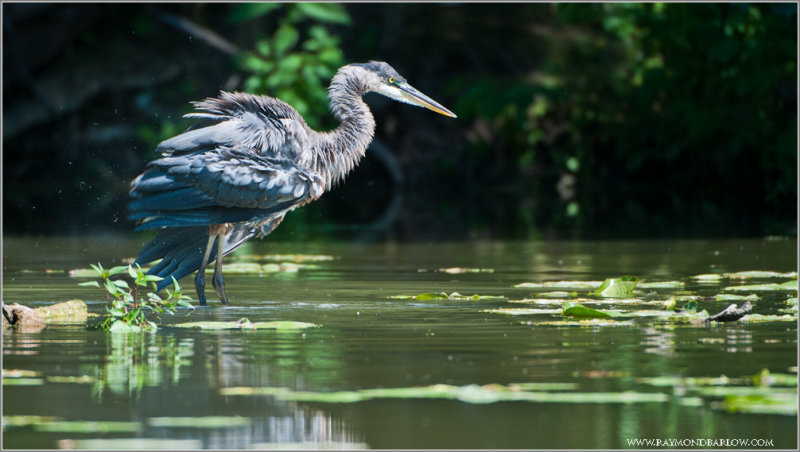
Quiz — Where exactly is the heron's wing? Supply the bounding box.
[128,147,322,230]
[156,91,307,160]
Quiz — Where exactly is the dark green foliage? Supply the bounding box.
[2,3,795,239]
[232,3,349,129]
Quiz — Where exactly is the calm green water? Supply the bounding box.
[2,236,798,449]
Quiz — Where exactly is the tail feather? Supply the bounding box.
[133,223,266,293]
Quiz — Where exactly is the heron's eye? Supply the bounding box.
[388,77,396,84]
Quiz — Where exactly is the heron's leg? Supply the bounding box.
[212,232,229,306]
[195,230,216,306]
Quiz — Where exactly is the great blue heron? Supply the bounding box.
[129,61,456,306]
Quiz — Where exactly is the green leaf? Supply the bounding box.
[108,266,128,276]
[112,279,129,290]
[294,3,351,25]
[678,300,698,313]
[562,301,624,318]
[228,3,281,23]
[273,24,299,56]
[104,280,120,296]
[722,281,798,292]
[34,420,140,433]
[594,276,639,298]
[78,281,101,288]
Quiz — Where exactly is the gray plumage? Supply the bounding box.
[129,61,456,305]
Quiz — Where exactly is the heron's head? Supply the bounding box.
[351,61,457,118]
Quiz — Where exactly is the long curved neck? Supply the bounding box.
[311,66,376,191]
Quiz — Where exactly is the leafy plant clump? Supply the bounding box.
[79,264,193,331]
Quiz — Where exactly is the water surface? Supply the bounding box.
[2,237,797,449]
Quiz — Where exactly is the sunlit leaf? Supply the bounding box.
[515,280,603,289]
[108,266,128,276]
[2,415,62,430]
[716,394,798,416]
[637,280,685,289]
[294,2,351,25]
[715,293,759,302]
[692,273,724,282]
[562,301,624,318]
[46,375,94,384]
[35,420,141,433]
[78,281,101,288]
[2,377,44,386]
[722,280,798,292]
[112,279,130,290]
[228,3,282,23]
[485,308,563,316]
[594,276,639,298]
[725,270,798,279]
[439,267,495,274]
[273,25,299,56]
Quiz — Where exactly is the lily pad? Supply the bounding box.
[256,254,335,262]
[637,281,685,289]
[147,416,251,428]
[691,273,724,282]
[529,319,635,327]
[594,277,639,298]
[169,320,318,330]
[714,293,759,302]
[35,420,141,433]
[61,438,202,449]
[715,394,798,416]
[752,369,798,387]
[740,314,797,323]
[209,263,262,273]
[514,281,603,290]
[46,375,95,384]
[2,415,62,430]
[562,301,625,319]
[724,270,798,279]
[722,280,798,292]
[2,378,44,386]
[439,267,495,274]
[389,292,503,301]
[484,308,563,316]
[536,291,577,298]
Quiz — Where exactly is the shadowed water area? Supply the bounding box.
[2,236,797,449]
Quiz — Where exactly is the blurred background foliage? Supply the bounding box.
[2,3,796,241]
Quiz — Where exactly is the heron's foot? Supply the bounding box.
[212,271,229,306]
[194,271,207,306]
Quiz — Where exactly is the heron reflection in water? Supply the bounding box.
[129,61,457,305]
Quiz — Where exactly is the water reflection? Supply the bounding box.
[89,332,194,398]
